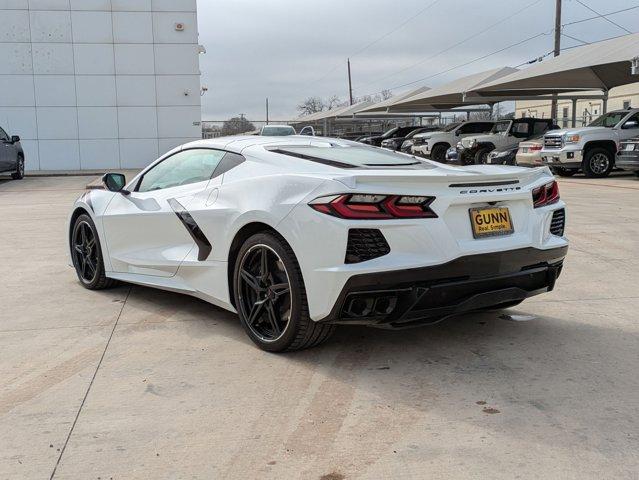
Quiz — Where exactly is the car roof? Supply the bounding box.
[181,136,358,154]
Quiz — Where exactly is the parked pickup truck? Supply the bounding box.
[616,136,639,177]
[411,121,494,161]
[540,108,639,178]
[458,118,555,164]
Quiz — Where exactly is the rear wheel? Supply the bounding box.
[582,148,614,178]
[71,214,117,290]
[552,167,577,177]
[430,144,448,162]
[11,156,24,180]
[233,232,335,352]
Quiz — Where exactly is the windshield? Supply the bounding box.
[588,112,627,128]
[271,145,431,168]
[381,127,399,138]
[443,122,462,132]
[491,121,511,134]
[261,126,295,136]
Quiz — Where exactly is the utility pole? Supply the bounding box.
[347,58,354,106]
[551,0,562,122]
[265,98,269,125]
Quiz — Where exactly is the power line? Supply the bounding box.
[561,32,589,45]
[305,0,442,88]
[354,0,545,93]
[562,4,639,27]
[573,0,632,34]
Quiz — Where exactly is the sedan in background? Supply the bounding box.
[486,143,519,165]
[381,127,439,152]
[0,126,24,180]
[617,137,639,176]
[515,137,545,167]
[358,126,422,147]
[260,125,296,136]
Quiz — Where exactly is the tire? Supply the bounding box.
[582,147,614,178]
[430,144,448,162]
[71,214,118,290]
[474,147,492,164]
[11,155,24,180]
[552,167,577,177]
[233,232,335,352]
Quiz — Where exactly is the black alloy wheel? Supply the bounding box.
[233,232,335,352]
[11,156,24,180]
[71,214,117,290]
[237,244,292,343]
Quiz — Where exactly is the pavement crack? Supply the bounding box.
[49,286,132,480]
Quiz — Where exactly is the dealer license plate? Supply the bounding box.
[469,207,514,239]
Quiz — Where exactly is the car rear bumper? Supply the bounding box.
[318,246,567,328]
[616,152,639,171]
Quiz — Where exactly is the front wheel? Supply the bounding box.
[474,147,492,164]
[582,148,614,178]
[11,156,24,180]
[430,144,448,162]
[71,214,117,290]
[233,232,335,352]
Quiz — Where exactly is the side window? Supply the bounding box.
[137,149,226,193]
[0,128,8,142]
[623,113,639,128]
[533,122,549,135]
[212,152,245,178]
[480,123,494,133]
[511,122,530,137]
[457,123,473,134]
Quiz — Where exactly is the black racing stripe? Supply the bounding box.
[167,198,212,261]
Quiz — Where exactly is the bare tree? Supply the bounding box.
[470,111,492,121]
[381,89,393,100]
[326,95,342,110]
[221,116,256,136]
[297,96,325,116]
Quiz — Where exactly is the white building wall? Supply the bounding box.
[0,0,202,171]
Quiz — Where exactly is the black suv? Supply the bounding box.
[358,126,422,147]
[0,126,24,180]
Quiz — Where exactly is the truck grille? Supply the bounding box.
[345,229,390,264]
[544,136,563,149]
[550,209,565,236]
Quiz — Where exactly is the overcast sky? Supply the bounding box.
[197,0,638,122]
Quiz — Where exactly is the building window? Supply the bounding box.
[623,100,631,109]
[562,107,569,128]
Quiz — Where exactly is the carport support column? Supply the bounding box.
[571,99,577,127]
[602,91,608,114]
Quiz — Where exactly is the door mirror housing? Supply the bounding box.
[10,135,20,143]
[622,120,639,129]
[102,173,129,194]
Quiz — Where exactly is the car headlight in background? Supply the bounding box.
[401,140,412,149]
[456,141,464,149]
[564,134,580,144]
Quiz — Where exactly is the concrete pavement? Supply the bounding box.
[0,173,638,479]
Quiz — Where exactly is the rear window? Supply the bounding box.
[270,145,430,169]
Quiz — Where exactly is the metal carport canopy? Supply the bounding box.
[466,33,639,99]
[294,101,374,124]
[381,67,519,112]
[356,86,431,114]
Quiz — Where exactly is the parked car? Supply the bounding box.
[412,121,495,162]
[541,108,639,178]
[67,136,568,352]
[486,142,519,166]
[0,126,24,180]
[616,136,639,176]
[458,118,555,164]
[358,126,422,147]
[260,125,296,136]
[381,127,438,152]
[513,136,547,167]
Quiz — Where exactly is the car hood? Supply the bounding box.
[545,126,611,136]
[461,133,501,147]
[414,131,445,140]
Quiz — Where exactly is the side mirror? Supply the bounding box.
[102,173,129,194]
[299,126,315,136]
[11,135,20,143]
[622,120,639,129]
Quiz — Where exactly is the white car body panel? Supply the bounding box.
[68,136,568,323]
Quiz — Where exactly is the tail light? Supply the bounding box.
[532,181,560,208]
[529,145,542,151]
[310,194,437,219]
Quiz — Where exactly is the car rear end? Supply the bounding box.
[617,137,639,174]
[516,139,544,167]
[282,165,567,328]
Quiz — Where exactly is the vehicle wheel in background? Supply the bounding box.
[430,144,448,162]
[11,156,24,180]
[582,148,614,178]
[552,167,577,177]
[71,214,118,290]
[233,232,335,352]
[474,147,492,164]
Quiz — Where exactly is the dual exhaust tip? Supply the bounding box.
[345,295,398,318]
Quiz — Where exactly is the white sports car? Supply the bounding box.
[68,136,568,352]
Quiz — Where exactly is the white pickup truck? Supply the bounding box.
[540,108,639,178]
[411,121,494,161]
